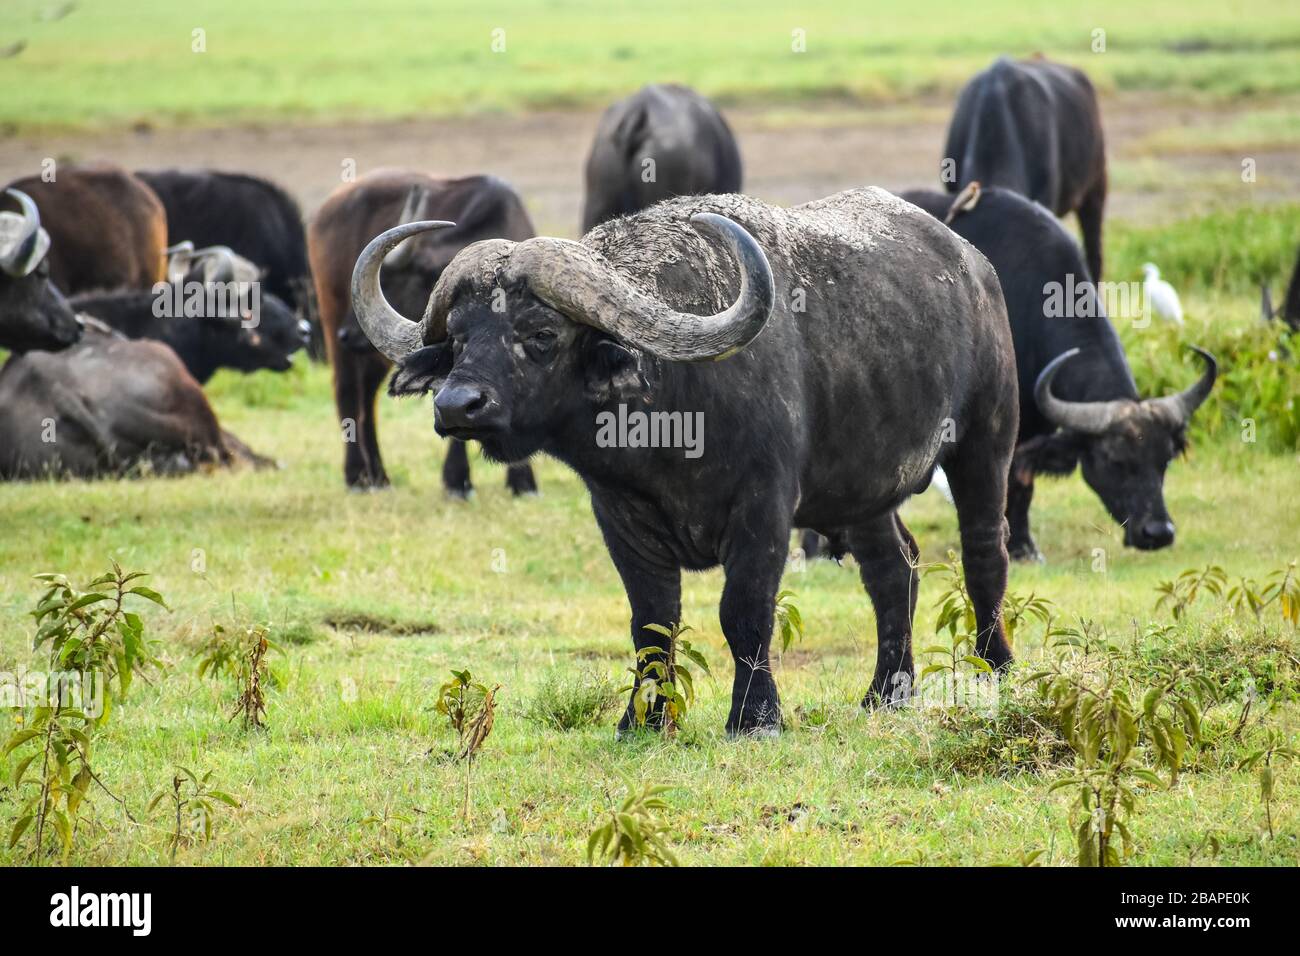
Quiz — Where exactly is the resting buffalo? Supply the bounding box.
[2,163,167,294]
[136,169,314,326]
[581,84,742,233]
[71,246,310,383]
[944,56,1107,281]
[0,326,270,479]
[0,188,82,352]
[350,188,1018,735]
[309,170,537,494]
[903,185,1216,558]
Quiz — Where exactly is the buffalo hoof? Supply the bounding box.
[725,723,781,740]
[725,700,782,738]
[1009,541,1044,563]
[862,674,915,710]
[444,486,475,501]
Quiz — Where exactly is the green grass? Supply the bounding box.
[3,0,1300,131]
[1,206,1298,866]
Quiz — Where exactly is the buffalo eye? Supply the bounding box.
[525,329,558,356]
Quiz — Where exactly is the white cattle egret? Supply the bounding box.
[1142,263,1184,326]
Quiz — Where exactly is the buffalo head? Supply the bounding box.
[166,243,310,372]
[349,213,773,464]
[0,188,81,352]
[1034,346,1217,550]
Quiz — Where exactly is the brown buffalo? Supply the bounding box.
[0,324,270,479]
[309,170,538,493]
[2,163,167,294]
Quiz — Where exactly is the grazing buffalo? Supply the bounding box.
[944,56,1108,281]
[136,169,314,320]
[0,188,82,352]
[903,185,1216,558]
[581,84,742,233]
[0,326,270,479]
[350,188,1019,735]
[2,163,167,294]
[310,170,538,494]
[71,246,310,383]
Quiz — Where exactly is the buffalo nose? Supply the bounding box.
[1140,519,1176,549]
[435,383,494,431]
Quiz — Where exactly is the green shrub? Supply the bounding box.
[522,668,622,731]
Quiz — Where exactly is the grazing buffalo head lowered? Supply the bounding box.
[1030,345,1217,550]
[0,189,81,353]
[348,214,773,465]
[166,243,309,373]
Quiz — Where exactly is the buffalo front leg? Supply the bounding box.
[719,521,792,736]
[601,538,682,737]
[441,439,473,498]
[850,512,920,707]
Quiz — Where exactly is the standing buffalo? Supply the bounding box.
[944,56,1108,281]
[903,185,1216,559]
[136,169,314,320]
[0,326,270,479]
[350,188,1018,735]
[581,84,742,233]
[309,170,538,494]
[0,188,82,352]
[2,163,167,294]
[71,246,310,384]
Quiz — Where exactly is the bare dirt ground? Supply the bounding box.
[0,93,1292,238]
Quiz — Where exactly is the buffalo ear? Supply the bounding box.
[1014,431,1083,478]
[389,344,453,397]
[583,336,646,402]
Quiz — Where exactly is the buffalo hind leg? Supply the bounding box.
[945,445,1014,671]
[336,353,389,489]
[851,512,920,707]
[442,441,538,497]
[505,461,538,495]
[1078,176,1107,283]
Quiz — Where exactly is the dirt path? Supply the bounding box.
[0,94,1290,239]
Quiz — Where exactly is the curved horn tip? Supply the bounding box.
[350,219,456,362]
[1186,344,1217,369]
[4,187,39,220]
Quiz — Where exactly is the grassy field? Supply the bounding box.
[1,208,1298,866]
[3,0,1300,131]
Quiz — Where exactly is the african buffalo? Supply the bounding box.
[581,84,742,233]
[903,185,1216,559]
[309,170,538,494]
[1261,245,1300,332]
[0,326,270,479]
[71,246,310,383]
[2,163,167,294]
[0,188,82,352]
[136,169,315,329]
[944,56,1107,281]
[350,188,1019,735]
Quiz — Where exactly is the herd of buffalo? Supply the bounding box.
[3,55,1296,733]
